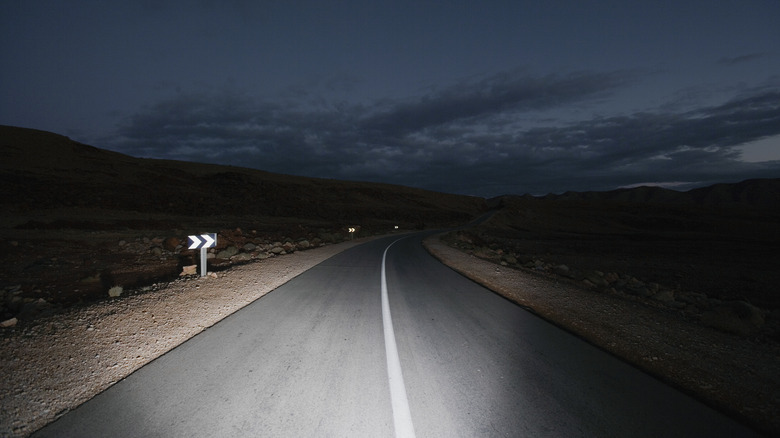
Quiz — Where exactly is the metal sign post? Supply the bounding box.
[200,247,208,277]
[188,233,217,277]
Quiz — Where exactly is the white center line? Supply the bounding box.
[381,238,416,438]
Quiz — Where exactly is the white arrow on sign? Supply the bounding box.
[188,233,217,249]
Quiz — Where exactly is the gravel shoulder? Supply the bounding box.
[423,234,780,437]
[2,232,778,437]
[0,236,377,437]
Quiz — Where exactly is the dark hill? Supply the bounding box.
[0,125,485,313]
[477,180,780,309]
[0,125,486,229]
[543,179,780,211]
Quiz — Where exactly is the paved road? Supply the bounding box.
[34,232,762,437]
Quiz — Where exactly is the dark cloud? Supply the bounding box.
[360,70,635,137]
[718,52,767,66]
[107,72,780,197]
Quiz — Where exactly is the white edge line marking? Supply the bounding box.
[382,238,417,438]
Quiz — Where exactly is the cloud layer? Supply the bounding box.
[108,70,780,197]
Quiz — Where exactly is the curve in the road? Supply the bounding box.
[31,231,764,437]
[381,236,416,438]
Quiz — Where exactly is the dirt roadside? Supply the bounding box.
[423,234,780,437]
[0,236,378,437]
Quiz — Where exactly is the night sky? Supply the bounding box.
[2,1,779,196]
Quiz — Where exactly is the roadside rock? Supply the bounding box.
[701,301,765,335]
[1,317,17,327]
[216,246,239,260]
[231,253,253,262]
[624,277,653,297]
[604,272,619,284]
[17,298,54,320]
[162,237,180,252]
[584,271,609,288]
[318,232,337,243]
[678,291,709,307]
[554,264,572,277]
[651,289,676,303]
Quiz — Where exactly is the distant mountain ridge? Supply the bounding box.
[540,178,780,211]
[3,125,778,217]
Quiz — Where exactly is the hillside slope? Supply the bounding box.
[476,181,780,310]
[1,125,485,229]
[543,178,780,211]
[0,125,485,316]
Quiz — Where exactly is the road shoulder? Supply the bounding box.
[423,233,780,437]
[0,236,382,438]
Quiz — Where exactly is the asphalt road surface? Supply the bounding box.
[33,232,762,437]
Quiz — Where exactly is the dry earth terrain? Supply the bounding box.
[426,235,780,436]
[0,125,485,320]
[0,235,389,436]
[1,126,779,436]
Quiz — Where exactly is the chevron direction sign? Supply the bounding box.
[188,233,217,250]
